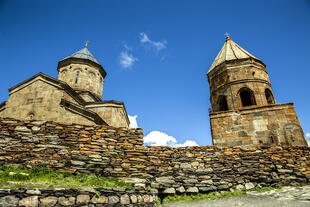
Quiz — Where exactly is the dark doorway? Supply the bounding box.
[218,96,228,111]
[239,88,256,107]
[265,89,274,104]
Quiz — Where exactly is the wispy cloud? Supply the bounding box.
[306,133,310,146]
[128,115,138,128]
[139,32,167,52]
[143,131,198,147]
[119,48,138,69]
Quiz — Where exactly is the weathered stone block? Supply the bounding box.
[186,187,199,193]
[39,196,57,207]
[91,195,107,204]
[120,194,130,205]
[108,196,119,204]
[76,195,90,205]
[58,197,75,206]
[0,195,19,207]
[163,188,176,194]
[19,196,39,207]
[245,182,255,190]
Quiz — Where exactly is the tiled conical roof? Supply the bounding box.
[63,47,100,64]
[208,37,261,73]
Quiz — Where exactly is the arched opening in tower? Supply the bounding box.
[265,88,275,104]
[217,96,228,111]
[239,88,256,107]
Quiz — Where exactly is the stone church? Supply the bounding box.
[0,45,129,128]
[207,36,307,147]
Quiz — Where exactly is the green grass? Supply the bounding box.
[160,184,285,205]
[291,183,305,188]
[162,190,245,204]
[0,164,132,189]
[254,184,282,192]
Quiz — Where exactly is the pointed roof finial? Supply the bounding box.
[85,40,88,48]
[224,32,230,40]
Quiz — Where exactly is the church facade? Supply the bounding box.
[208,36,307,147]
[0,46,130,128]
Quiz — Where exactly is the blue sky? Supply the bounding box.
[0,0,309,146]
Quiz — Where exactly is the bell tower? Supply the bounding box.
[207,35,275,112]
[207,35,306,147]
[57,43,107,101]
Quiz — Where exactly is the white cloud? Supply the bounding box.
[128,115,138,128]
[306,133,310,138]
[144,131,177,146]
[139,32,167,52]
[119,50,137,69]
[306,133,310,146]
[140,33,150,43]
[173,140,199,147]
[143,131,198,147]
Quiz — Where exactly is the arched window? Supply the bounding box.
[217,96,228,111]
[239,87,256,107]
[75,71,80,84]
[265,88,274,104]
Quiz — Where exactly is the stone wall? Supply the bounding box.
[0,187,157,207]
[0,118,309,196]
[210,103,307,147]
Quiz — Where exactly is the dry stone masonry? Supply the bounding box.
[0,187,157,207]
[0,118,309,198]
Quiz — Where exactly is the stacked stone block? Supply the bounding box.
[0,188,157,207]
[0,118,309,197]
[210,103,307,147]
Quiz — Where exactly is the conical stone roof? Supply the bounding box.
[208,37,261,73]
[63,47,100,64]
